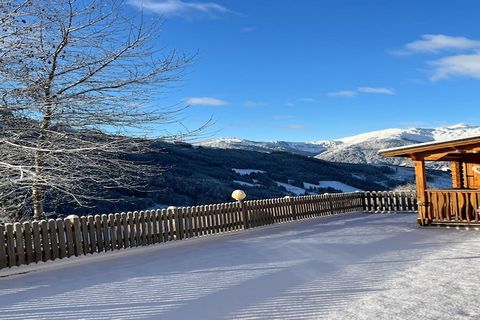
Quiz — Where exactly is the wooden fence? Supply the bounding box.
[363,191,417,212]
[0,191,415,270]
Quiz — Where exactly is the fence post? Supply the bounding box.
[361,191,367,211]
[285,196,297,220]
[240,201,249,229]
[14,223,24,266]
[168,206,181,240]
[0,224,6,269]
[325,193,334,215]
[65,215,82,256]
[72,216,83,256]
[5,223,15,267]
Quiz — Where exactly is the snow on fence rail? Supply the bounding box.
[0,191,415,269]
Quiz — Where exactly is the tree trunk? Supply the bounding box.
[31,184,44,220]
[31,104,53,220]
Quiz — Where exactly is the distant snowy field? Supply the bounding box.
[233,180,261,187]
[232,168,265,176]
[275,181,307,195]
[233,167,360,194]
[1,213,479,319]
[305,181,361,192]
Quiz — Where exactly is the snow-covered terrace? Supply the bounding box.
[0,212,478,320]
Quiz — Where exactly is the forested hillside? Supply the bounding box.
[2,136,450,222]
[61,141,422,217]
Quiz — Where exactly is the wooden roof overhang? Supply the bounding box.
[378,135,480,161]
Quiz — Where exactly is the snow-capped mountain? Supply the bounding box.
[198,124,480,169]
[199,137,339,156]
[314,124,480,168]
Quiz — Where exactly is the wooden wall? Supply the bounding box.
[464,162,480,189]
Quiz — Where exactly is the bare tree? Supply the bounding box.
[0,0,200,221]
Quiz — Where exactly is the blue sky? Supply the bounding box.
[127,0,480,141]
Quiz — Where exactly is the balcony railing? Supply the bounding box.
[426,189,480,224]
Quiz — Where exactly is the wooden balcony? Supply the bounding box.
[426,189,480,224]
[379,135,480,226]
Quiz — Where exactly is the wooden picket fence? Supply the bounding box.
[363,191,417,212]
[0,191,415,270]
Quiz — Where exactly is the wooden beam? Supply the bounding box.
[380,137,480,158]
[412,149,472,160]
[410,151,480,162]
[458,154,480,164]
[414,160,428,225]
[422,152,461,161]
[451,161,463,188]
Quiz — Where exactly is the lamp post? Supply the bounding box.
[231,189,246,202]
[231,190,248,229]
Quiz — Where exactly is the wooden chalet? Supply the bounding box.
[379,136,480,226]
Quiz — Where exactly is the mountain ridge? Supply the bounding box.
[199,124,480,169]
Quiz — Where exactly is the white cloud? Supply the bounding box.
[328,87,395,97]
[399,34,480,54]
[272,115,294,121]
[128,0,230,18]
[241,27,255,33]
[327,90,357,97]
[394,34,480,81]
[278,124,309,131]
[357,87,395,95]
[300,97,315,102]
[429,52,480,81]
[244,100,265,107]
[185,97,228,106]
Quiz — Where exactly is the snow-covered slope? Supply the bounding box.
[199,124,480,169]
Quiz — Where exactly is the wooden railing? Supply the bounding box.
[0,191,415,270]
[426,190,480,224]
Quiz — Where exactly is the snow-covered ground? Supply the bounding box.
[1,213,480,319]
